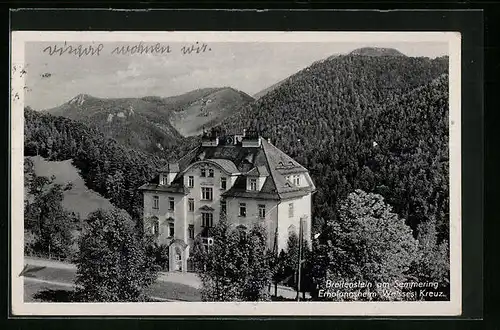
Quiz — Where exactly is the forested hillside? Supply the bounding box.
[24,108,173,220]
[218,54,449,243]
[45,87,251,154]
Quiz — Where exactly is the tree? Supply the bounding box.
[24,168,75,258]
[75,208,159,302]
[191,216,272,301]
[192,216,243,301]
[270,250,287,297]
[239,225,272,301]
[312,189,418,301]
[410,218,450,299]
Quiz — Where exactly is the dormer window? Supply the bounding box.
[208,169,214,178]
[188,176,194,187]
[160,176,168,185]
[249,178,257,191]
[294,175,300,186]
[201,168,206,177]
[221,177,227,190]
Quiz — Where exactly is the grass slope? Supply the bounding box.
[29,156,113,219]
[169,87,254,136]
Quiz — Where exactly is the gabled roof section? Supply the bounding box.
[261,138,307,173]
[246,165,269,177]
[222,176,279,200]
[140,134,314,200]
[174,142,268,174]
[138,174,189,194]
[160,162,180,173]
[260,138,310,197]
[207,159,239,174]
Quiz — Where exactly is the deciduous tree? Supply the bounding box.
[75,208,159,302]
[312,189,418,301]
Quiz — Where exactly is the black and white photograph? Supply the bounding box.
[10,31,461,316]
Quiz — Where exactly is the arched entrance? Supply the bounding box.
[168,239,189,272]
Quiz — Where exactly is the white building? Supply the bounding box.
[139,130,315,272]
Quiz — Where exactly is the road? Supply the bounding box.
[23,257,307,301]
[23,257,202,302]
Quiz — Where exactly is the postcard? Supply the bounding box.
[11,30,461,316]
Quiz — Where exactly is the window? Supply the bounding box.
[188,198,195,212]
[169,197,175,211]
[294,175,300,186]
[220,200,227,215]
[202,237,214,248]
[258,204,266,219]
[221,177,227,190]
[160,176,167,185]
[151,217,159,235]
[188,224,194,239]
[202,212,213,228]
[239,203,247,217]
[188,176,194,188]
[208,169,214,177]
[201,187,213,200]
[249,178,257,191]
[168,222,175,237]
[153,196,159,209]
[201,168,206,177]
[288,203,294,218]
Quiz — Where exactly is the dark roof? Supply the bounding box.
[246,165,269,177]
[141,135,314,200]
[160,162,180,173]
[207,159,239,174]
[138,175,189,194]
[222,176,280,200]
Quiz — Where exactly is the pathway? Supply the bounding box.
[23,256,308,300]
[24,257,201,288]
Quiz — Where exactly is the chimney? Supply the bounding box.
[267,138,271,144]
[201,127,220,147]
[242,130,261,148]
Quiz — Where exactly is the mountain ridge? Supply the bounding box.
[349,47,407,57]
[45,87,253,154]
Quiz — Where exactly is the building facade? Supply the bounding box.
[139,130,315,272]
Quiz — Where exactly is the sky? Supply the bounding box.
[24,41,449,110]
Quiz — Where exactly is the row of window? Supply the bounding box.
[173,173,259,193]
[152,221,195,239]
[187,175,227,190]
[151,201,294,240]
[200,168,214,178]
[153,196,294,218]
[238,203,267,218]
[153,196,175,210]
[152,188,214,210]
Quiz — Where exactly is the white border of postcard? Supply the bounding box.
[10,31,461,316]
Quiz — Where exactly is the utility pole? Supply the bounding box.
[296,218,304,301]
